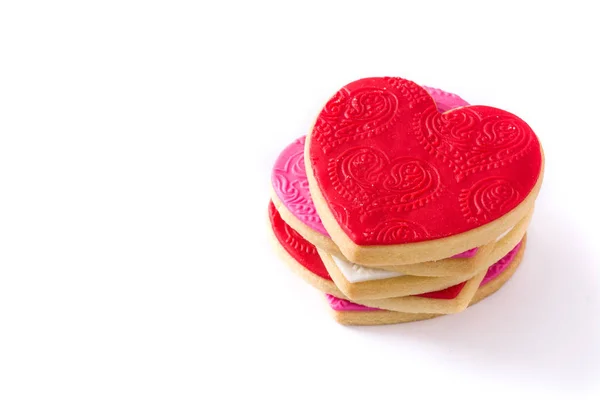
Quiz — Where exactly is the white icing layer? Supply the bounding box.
[332,225,516,283]
[332,256,405,283]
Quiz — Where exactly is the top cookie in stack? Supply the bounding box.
[269,76,544,324]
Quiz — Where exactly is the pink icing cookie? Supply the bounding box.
[271,85,477,256]
[326,240,522,312]
[481,241,522,286]
[325,295,379,312]
[453,248,478,258]
[421,86,469,113]
[272,136,327,235]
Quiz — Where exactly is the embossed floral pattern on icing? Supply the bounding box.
[308,77,542,245]
[313,87,400,154]
[459,177,521,224]
[272,136,327,235]
[268,201,332,280]
[328,147,442,215]
[271,85,472,239]
[417,107,536,182]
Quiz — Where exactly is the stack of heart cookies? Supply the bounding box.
[268,77,544,326]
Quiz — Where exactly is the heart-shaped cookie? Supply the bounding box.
[269,200,525,314]
[306,77,543,265]
[325,238,524,325]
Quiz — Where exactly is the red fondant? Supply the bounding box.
[269,201,332,280]
[271,200,469,300]
[309,77,542,245]
[271,198,467,297]
[416,281,466,300]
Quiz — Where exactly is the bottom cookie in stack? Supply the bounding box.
[268,201,526,325]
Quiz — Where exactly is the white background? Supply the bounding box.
[1,1,599,399]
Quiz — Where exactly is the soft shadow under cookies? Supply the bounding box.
[351,211,600,390]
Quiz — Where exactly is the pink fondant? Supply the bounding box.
[452,248,479,258]
[272,136,328,235]
[272,86,474,248]
[480,241,522,286]
[421,86,469,112]
[327,240,522,312]
[325,294,379,312]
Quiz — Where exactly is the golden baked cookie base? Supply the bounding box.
[272,176,535,277]
[304,131,544,267]
[330,237,525,325]
[267,215,345,299]
[270,188,344,258]
[270,206,527,317]
[315,213,531,300]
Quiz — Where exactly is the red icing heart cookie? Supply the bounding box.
[269,201,524,313]
[271,199,470,299]
[306,77,543,265]
[270,198,463,299]
[268,201,330,280]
